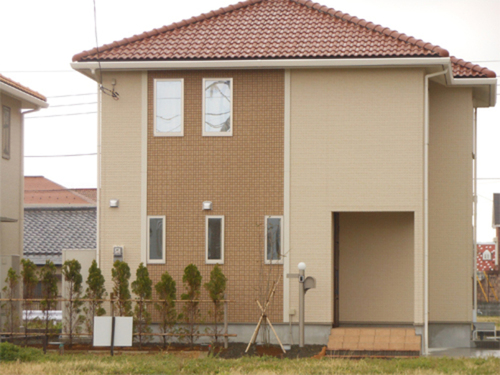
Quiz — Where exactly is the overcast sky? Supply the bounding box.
[1,0,499,241]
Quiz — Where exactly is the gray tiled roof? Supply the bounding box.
[24,206,96,265]
[494,194,500,227]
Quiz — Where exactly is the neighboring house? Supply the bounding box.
[494,193,500,251]
[476,244,499,304]
[23,176,97,296]
[0,75,47,298]
[71,0,497,352]
[477,244,498,273]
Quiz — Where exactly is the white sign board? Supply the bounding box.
[93,317,133,347]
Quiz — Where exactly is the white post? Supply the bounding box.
[298,262,306,347]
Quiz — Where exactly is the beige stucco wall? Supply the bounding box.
[0,93,24,292]
[428,82,473,323]
[99,72,144,292]
[339,212,414,323]
[289,68,425,323]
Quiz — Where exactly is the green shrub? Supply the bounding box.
[131,263,153,348]
[83,259,107,341]
[181,263,202,347]
[0,342,43,362]
[111,260,132,316]
[154,270,177,348]
[204,264,227,345]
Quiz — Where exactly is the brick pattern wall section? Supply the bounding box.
[147,70,284,323]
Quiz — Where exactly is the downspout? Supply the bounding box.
[96,83,102,267]
[20,107,41,281]
[423,69,447,356]
[473,108,478,321]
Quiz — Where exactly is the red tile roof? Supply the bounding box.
[73,0,495,78]
[24,176,95,205]
[0,74,47,102]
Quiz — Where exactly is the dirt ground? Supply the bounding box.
[7,339,325,359]
[217,343,325,359]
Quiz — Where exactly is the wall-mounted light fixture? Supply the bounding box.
[110,199,119,208]
[202,201,212,210]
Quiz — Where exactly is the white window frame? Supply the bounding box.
[2,106,11,160]
[202,78,233,137]
[154,78,184,137]
[147,215,166,264]
[205,215,225,264]
[265,216,284,264]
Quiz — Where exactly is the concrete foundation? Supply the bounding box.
[428,323,472,348]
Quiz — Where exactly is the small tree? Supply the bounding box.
[62,259,84,348]
[39,260,58,354]
[131,263,152,349]
[154,270,177,348]
[181,264,202,347]
[204,264,227,345]
[111,260,132,316]
[1,267,20,336]
[83,260,107,342]
[21,259,38,346]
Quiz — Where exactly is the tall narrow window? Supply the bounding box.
[148,216,165,263]
[265,216,283,264]
[154,79,184,136]
[203,78,232,136]
[206,216,224,264]
[2,106,11,160]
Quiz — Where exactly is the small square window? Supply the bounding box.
[148,216,165,264]
[265,216,283,264]
[154,79,184,136]
[2,106,11,160]
[206,216,224,264]
[202,78,233,136]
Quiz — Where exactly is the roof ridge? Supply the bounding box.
[451,56,496,78]
[290,0,449,57]
[72,0,265,62]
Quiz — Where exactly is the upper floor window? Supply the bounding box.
[148,216,165,264]
[203,78,232,136]
[2,106,11,160]
[265,216,283,264]
[154,79,184,136]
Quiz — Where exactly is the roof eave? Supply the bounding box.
[72,57,497,107]
[445,69,497,108]
[0,82,49,109]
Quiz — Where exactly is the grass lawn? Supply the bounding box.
[1,350,500,375]
[477,316,500,329]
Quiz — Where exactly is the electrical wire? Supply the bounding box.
[50,102,97,108]
[25,112,97,119]
[47,93,96,98]
[93,0,119,101]
[25,153,97,158]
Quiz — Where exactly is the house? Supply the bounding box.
[71,0,497,353]
[494,193,500,252]
[23,176,97,296]
[0,74,47,300]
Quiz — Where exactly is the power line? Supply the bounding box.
[50,102,97,108]
[1,70,74,73]
[25,112,97,119]
[25,153,97,158]
[47,93,96,98]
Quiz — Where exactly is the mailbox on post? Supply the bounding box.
[287,262,316,347]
